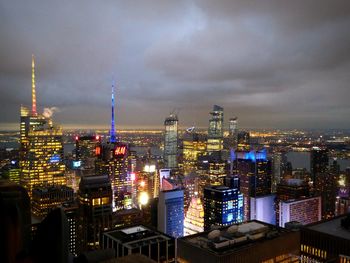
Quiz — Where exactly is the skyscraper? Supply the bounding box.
[203,185,244,231]
[279,196,321,227]
[311,147,336,219]
[181,128,206,175]
[237,131,250,151]
[310,147,329,188]
[164,114,178,169]
[207,105,224,153]
[184,196,204,236]
[233,149,271,221]
[75,135,101,174]
[158,189,184,238]
[95,81,131,210]
[20,55,65,198]
[228,117,238,150]
[77,175,113,252]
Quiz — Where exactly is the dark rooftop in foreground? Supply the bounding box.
[103,225,172,249]
[179,220,291,256]
[307,214,350,240]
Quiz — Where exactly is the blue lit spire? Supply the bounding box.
[110,79,117,143]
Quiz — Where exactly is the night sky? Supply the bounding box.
[1,1,350,130]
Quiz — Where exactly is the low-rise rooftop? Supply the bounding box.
[180,220,291,256]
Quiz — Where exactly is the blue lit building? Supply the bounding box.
[232,149,272,221]
[158,189,184,238]
[203,185,244,231]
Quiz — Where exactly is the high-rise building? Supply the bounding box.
[75,135,101,174]
[95,82,131,211]
[1,161,21,184]
[203,185,243,231]
[335,169,350,215]
[164,114,178,169]
[275,178,310,225]
[228,117,238,150]
[31,185,74,218]
[271,151,288,193]
[184,197,204,236]
[237,131,250,151]
[279,196,321,227]
[182,129,206,175]
[158,189,184,238]
[310,147,329,187]
[233,149,271,221]
[62,202,79,256]
[311,147,336,219]
[207,105,224,153]
[19,55,65,198]
[77,175,113,252]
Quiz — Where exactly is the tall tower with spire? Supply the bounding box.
[95,79,132,211]
[110,80,117,143]
[20,55,65,198]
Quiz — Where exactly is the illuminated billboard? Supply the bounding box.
[114,144,127,158]
[72,160,81,168]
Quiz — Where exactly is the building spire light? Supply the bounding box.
[110,79,117,143]
[31,54,37,115]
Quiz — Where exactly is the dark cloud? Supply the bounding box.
[0,0,350,129]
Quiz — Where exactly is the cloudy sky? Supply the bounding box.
[1,0,350,130]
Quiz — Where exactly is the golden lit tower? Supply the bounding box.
[20,56,66,198]
[31,54,37,115]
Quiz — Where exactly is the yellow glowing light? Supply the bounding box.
[139,192,149,206]
[338,178,346,187]
[140,181,146,187]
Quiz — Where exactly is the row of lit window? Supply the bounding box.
[301,244,327,259]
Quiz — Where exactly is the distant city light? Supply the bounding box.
[139,192,149,206]
[130,173,136,181]
[144,164,156,173]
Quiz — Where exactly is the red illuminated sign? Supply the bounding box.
[114,146,126,156]
[95,146,101,155]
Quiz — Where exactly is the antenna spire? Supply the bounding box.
[31,54,37,115]
[110,79,117,143]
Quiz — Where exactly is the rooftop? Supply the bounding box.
[103,225,172,249]
[179,220,290,255]
[307,214,350,240]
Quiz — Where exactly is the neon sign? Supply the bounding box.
[114,146,126,156]
[95,146,101,155]
[49,154,60,163]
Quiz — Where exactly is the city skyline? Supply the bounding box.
[1,1,350,130]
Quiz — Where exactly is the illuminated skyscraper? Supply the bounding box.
[228,117,238,150]
[20,55,65,198]
[158,189,184,238]
[164,114,178,169]
[237,131,250,151]
[310,147,329,188]
[207,105,224,153]
[311,147,336,219]
[232,149,271,221]
[77,175,113,252]
[203,185,244,231]
[182,128,206,175]
[95,82,131,210]
[279,196,321,227]
[275,179,310,226]
[75,135,101,173]
[184,197,204,236]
